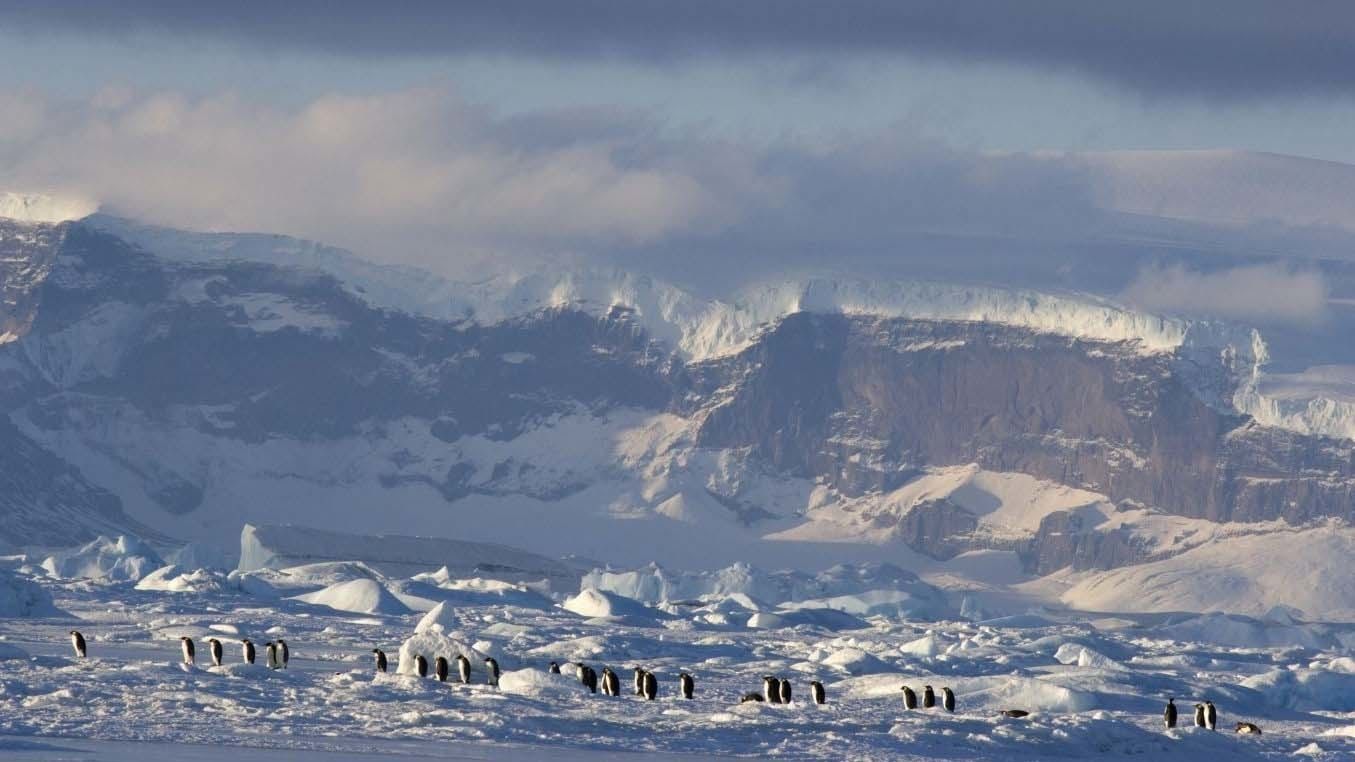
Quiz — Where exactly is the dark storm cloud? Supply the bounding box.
[3,1,1354,98]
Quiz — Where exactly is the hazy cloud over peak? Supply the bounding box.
[5,1,1355,99]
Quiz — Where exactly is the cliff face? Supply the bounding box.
[0,216,1351,569]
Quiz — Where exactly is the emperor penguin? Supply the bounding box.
[633,667,646,696]
[180,636,196,666]
[1193,703,1206,728]
[601,667,620,696]
[276,639,289,669]
[901,685,918,710]
[764,676,783,705]
[69,630,87,659]
[373,648,387,673]
[1163,698,1177,729]
[1205,701,1217,731]
[207,638,223,667]
[679,672,695,700]
[580,664,598,694]
[266,641,281,670]
[485,657,501,687]
[740,692,764,703]
[456,654,471,684]
[1235,722,1261,735]
[942,687,956,713]
[548,661,561,674]
[922,685,935,708]
[435,656,449,682]
[642,669,657,701]
[415,654,428,678]
[810,680,826,705]
[1001,709,1030,718]
[778,678,792,704]
[241,639,256,665]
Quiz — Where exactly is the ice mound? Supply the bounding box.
[1157,613,1335,650]
[0,569,60,617]
[899,634,942,658]
[135,565,228,594]
[957,674,1099,713]
[292,578,412,615]
[498,668,588,697]
[562,588,670,624]
[402,573,553,611]
[820,647,894,675]
[1241,668,1355,711]
[747,608,867,631]
[40,535,163,582]
[398,632,486,678]
[414,601,459,634]
[1053,643,1127,671]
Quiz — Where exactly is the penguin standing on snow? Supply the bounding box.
[414,654,428,678]
[207,638,223,667]
[943,687,956,713]
[922,685,935,708]
[373,649,388,673]
[276,639,289,669]
[601,667,620,696]
[902,686,918,710]
[1193,703,1206,728]
[435,656,450,682]
[70,630,87,659]
[456,654,471,684]
[633,667,646,696]
[1205,701,1217,731]
[764,676,783,705]
[679,672,695,700]
[1163,698,1177,729]
[241,639,256,665]
[778,678,792,704]
[642,670,657,701]
[577,663,598,694]
[180,636,196,666]
[548,661,561,674]
[266,642,281,670]
[485,657,501,687]
[810,680,826,705]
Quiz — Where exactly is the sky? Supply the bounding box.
[1,1,1354,328]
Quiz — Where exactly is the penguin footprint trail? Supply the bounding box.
[2,571,1353,760]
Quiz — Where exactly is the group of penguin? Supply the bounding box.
[69,630,290,670]
[65,629,1266,735]
[1163,698,1263,735]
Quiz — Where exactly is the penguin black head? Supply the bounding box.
[372,648,383,654]
[70,630,79,635]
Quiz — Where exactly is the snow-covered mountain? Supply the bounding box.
[3,211,1355,589]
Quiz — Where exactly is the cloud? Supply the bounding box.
[5,2,1355,99]
[1120,263,1329,325]
[0,87,1108,277]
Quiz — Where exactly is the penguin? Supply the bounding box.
[810,680,826,705]
[778,678,792,704]
[266,641,281,670]
[764,676,783,705]
[901,685,918,710]
[415,654,428,678]
[276,639,289,669]
[740,692,764,703]
[180,636,196,666]
[241,639,256,665]
[601,667,620,696]
[456,654,471,684]
[207,638,223,667]
[485,657,500,687]
[435,656,449,682]
[548,661,561,674]
[373,648,387,673]
[642,670,657,701]
[69,630,86,659]
[679,672,694,700]
[1205,701,1217,731]
[1235,722,1262,735]
[633,667,646,696]
[923,685,935,709]
[1001,709,1030,719]
[1193,703,1206,728]
[579,664,598,694]
[1163,698,1177,729]
[942,686,956,713]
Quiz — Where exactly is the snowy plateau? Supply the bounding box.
[2,203,1355,758]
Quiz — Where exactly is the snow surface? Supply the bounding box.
[40,535,163,583]
[3,556,1355,759]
